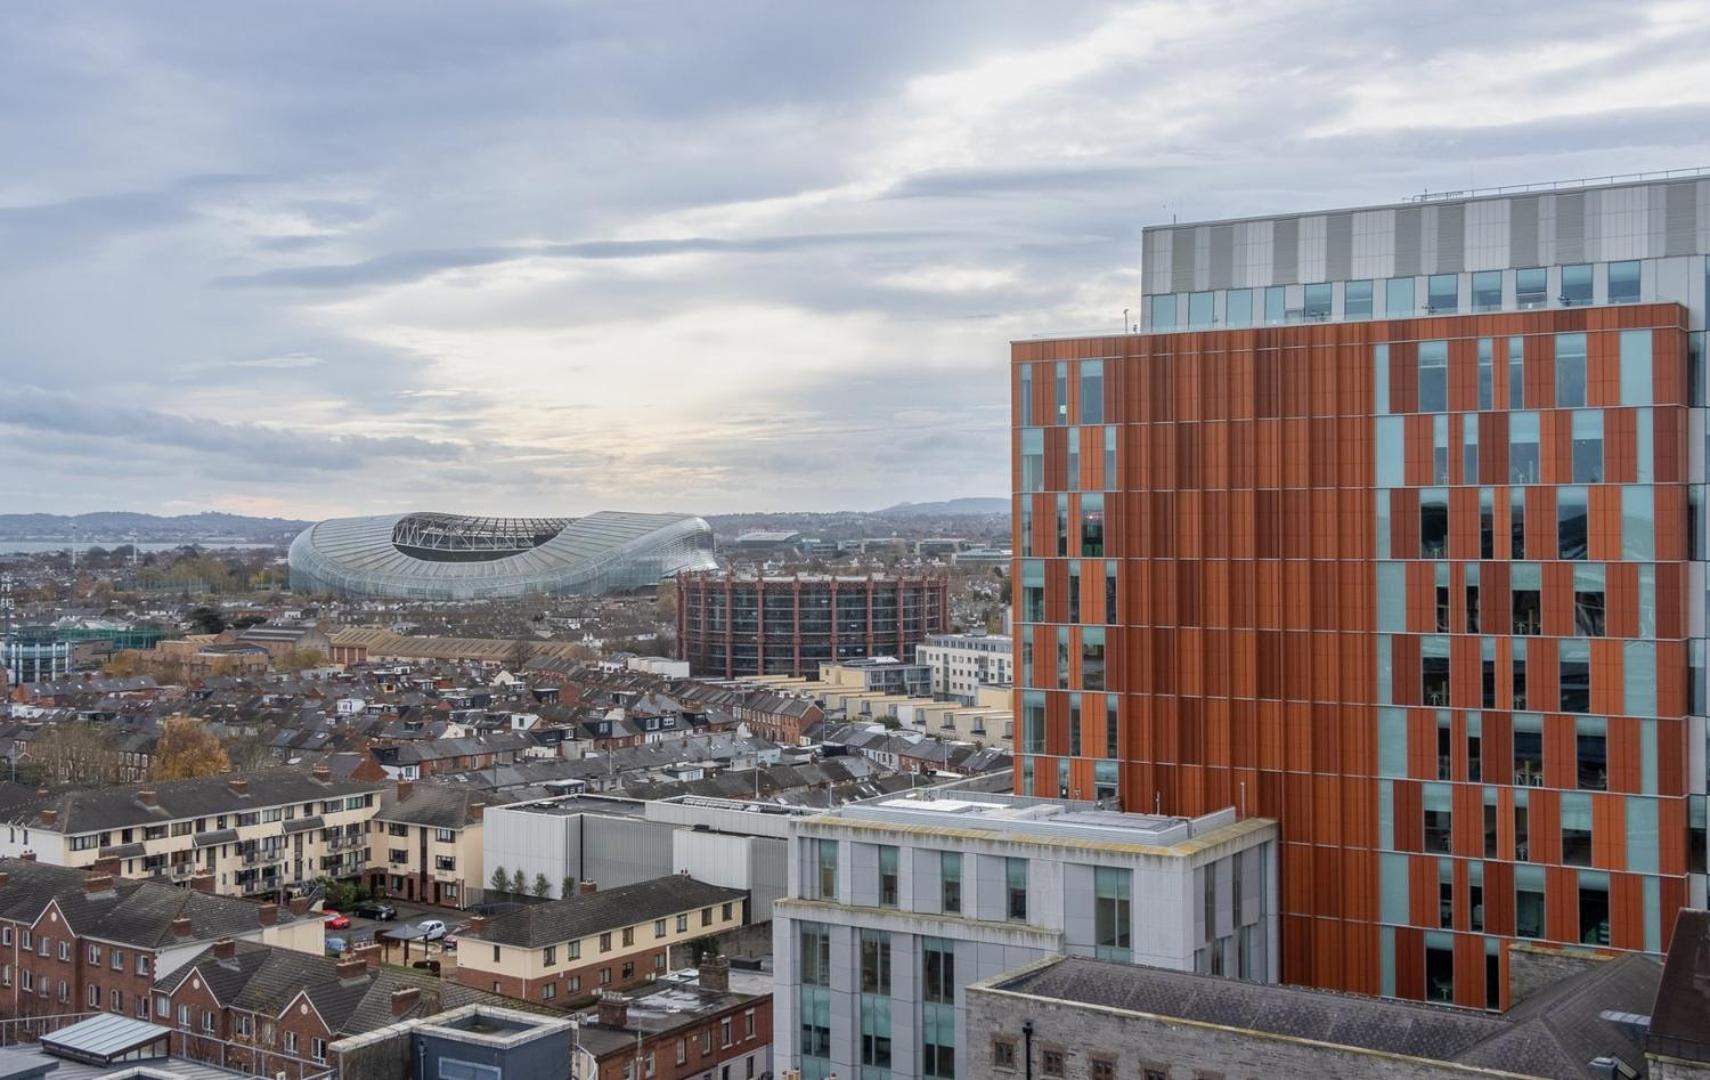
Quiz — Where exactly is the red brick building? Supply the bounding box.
[577,957,772,1080]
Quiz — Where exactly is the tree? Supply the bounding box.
[510,868,527,896]
[490,866,510,896]
[279,648,325,673]
[28,723,119,785]
[562,875,576,899]
[101,651,143,677]
[532,873,551,898]
[151,718,232,780]
[186,606,226,635]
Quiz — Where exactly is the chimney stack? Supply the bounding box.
[19,852,36,862]
[350,941,383,972]
[92,856,121,877]
[212,938,236,961]
[468,802,485,822]
[0,872,9,889]
[287,896,310,917]
[467,915,487,937]
[189,872,215,894]
[698,954,730,993]
[596,992,630,1028]
[82,873,115,897]
[137,789,158,808]
[172,916,193,938]
[311,763,331,783]
[579,880,598,896]
[396,780,413,803]
[257,902,278,927]
[227,777,249,797]
[335,956,367,983]
[390,986,421,1017]
[38,809,57,827]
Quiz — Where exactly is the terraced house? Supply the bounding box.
[455,875,748,1006]
[0,857,321,1023]
[0,766,385,897]
[365,781,493,908]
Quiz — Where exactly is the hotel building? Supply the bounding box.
[1012,172,1710,1007]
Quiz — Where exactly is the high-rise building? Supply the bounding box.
[1012,172,1710,1008]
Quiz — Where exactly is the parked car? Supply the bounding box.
[441,924,472,952]
[324,911,351,930]
[354,902,397,921]
[325,936,348,955]
[418,919,447,941]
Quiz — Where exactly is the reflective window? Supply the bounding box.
[1576,717,1607,790]
[1608,260,1640,303]
[1345,279,1373,319]
[1020,561,1044,623]
[1562,263,1593,306]
[1019,363,1033,422]
[1562,792,1593,865]
[1510,412,1540,484]
[1573,564,1605,637]
[1421,488,1449,558]
[1093,867,1132,961]
[1516,864,1545,937]
[1560,640,1591,714]
[1303,283,1332,320]
[1462,417,1479,485]
[1620,330,1652,406]
[1625,641,1658,719]
[1512,562,1541,635]
[1516,267,1548,309]
[1571,411,1603,484]
[1556,333,1588,407]
[1427,274,1458,314]
[1472,270,1503,312]
[1188,291,1214,329]
[1150,294,1176,329]
[1432,415,1450,485]
[1264,285,1286,324]
[1508,335,1525,408]
[1081,493,1104,556]
[1377,563,1405,632]
[1020,429,1044,492]
[1376,416,1405,487]
[1558,486,1588,560]
[1477,338,1494,410]
[1055,362,1068,422]
[1419,340,1448,412]
[1226,289,1253,328]
[1079,360,1104,424]
[1081,628,1105,691]
[1374,343,1390,415]
[1623,487,1654,560]
[1386,277,1414,317]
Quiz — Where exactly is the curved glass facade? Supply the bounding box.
[288,511,716,600]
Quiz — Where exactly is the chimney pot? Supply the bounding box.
[212,938,236,961]
[335,956,367,982]
[311,763,331,782]
[137,789,158,808]
[82,873,114,896]
[172,916,193,938]
[227,777,249,797]
[579,880,598,895]
[390,986,421,1017]
[257,902,278,927]
[351,942,383,972]
[19,853,35,862]
[596,992,630,1028]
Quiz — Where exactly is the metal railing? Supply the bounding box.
[1405,165,1710,203]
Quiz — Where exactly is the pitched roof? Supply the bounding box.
[472,876,746,949]
[7,770,385,834]
[0,858,296,949]
[1649,908,1710,1061]
[375,784,493,830]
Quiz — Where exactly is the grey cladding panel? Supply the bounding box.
[1393,206,1421,276]
[1271,217,1299,285]
[1209,225,1235,289]
[1435,203,1464,273]
[1171,228,1197,292]
[1324,212,1352,281]
[1510,196,1540,266]
[1666,181,1699,256]
[1555,192,1586,263]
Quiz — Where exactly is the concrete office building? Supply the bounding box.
[916,632,1014,704]
[1012,171,1710,1007]
[770,793,1277,1080]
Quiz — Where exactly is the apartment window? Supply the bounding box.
[177,1005,189,1030]
[1476,337,1494,410]
[1082,627,1106,692]
[815,839,838,901]
[1517,267,1547,308]
[1345,279,1373,318]
[1512,562,1541,635]
[599,932,612,952]
[1386,276,1414,316]
[1421,488,1448,558]
[701,908,712,928]
[1621,329,1653,406]
[1264,285,1286,323]
[1150,293,1176,329]
[1462,417,1479,485]
[1303,282,1332,319]
[110,989,121,1012]
[623,926,636,946]
[87,985,98,1008]
[1510,412,1540,483]
[1574,565,1605,637]
[1094,867,1132,961]
[1561,639,1591,714]
[877,845,898,907]
[1090,1060,1116,1080]
[1054,361,1068,422]
[859,929,891,996]
[1020,428,1043,492]
[1609,260,1640,303]
[1079,359,1104,424]
[1577,717,1608,791]
[1557,332,1588,407]
[88,945,101,965]
[312,1038,327,1063]
[1580,871,1611,945]
[201,1011,215,1034]
[285,1032,298,1055]
[1080,493,1104,556]
[1514,714,1544,787]
[1419,340,1448,412]
[1562,263,1593,305]
[993,1040,1017,1069]
[57,942,69,962]
[940,851,962,913]
[1424,784,1452,854]
[1473,270,1503,312]
[1558,486,1588,560]
[1006,858,1028,921]
[1422,636,1450,707]
[653,918,666,939]
[1427,273,1458,314]
[677,914,689,933]
[543,945,556,966]
[1043,1048,1065,1076]
[1562,792,1594,866]
[569,940,581,959]
[1571,410,1603,483]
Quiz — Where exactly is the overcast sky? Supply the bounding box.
[4,1,1709,519]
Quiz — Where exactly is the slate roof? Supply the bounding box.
[1649,908,1710,1062]
[0,858,297,949]
[161,939,533,1036]
[471,876,747,949]
[991,954,1660,1080]
[5,770,385,834]
[375,784,493,830]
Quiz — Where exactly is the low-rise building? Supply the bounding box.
[455,876,749,1008]
[573,956,773,1080]
[0,766,385,898]
[366,780,492,908]
[771,794,1279,1080]
[0,857,322,1024]
[915,632,1013,704]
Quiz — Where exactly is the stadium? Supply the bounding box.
[287,511,717,601]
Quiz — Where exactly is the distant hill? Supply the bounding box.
[877,498,1008,517]
[0,511,309,541]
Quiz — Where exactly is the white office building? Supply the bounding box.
[914,632,1013,705]
[771,793,1278,1080]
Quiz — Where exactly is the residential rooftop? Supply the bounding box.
[469,875,747,949]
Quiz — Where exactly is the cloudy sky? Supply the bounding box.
[4,1,1709,518]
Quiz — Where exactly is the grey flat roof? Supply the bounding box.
[40,1013,172,1063]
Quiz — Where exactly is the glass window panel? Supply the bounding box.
[1472,270,1503,312]
[1622,487,1654,560]
[1419,340,1448,412]
[1432,415,1450,485]
[1380,852,1409,924]
[1376,417,1405,487]
[1510,412,1540,483]
[1378,708,1407,778]
[1226,289,1253,328]
[1560,639,1591,713]
[1620,330,1652,406]
[1422,488,1449,558]
[1187,291,1214,328]
[1427,274,1458,314]
[1386,277,1415,317]
[1055,362,1068,423]
[1517,267,1548,309]
[1374,344,1390,415]
[1558,486,1588,560]
[1477,338,1494,410]
[1562,263,1593,305]
[1345,279,1373,319]
[1150,294,1176,329]
[1608,260,1641,303]
[1636,409,1653,483]
[1303,283,1332,320]
[1020,428,1044,492]
[1377,563,1406,632]
[1508,336,1526,408]
[1264,285,1287,324]
[1625,641,1658,718]
[1571,410,1603,484]
[1556,333,1588,407]
[1078,359,1104,424]
[1627,797,1659,874]
[1463,416,1479,485]
[1376,489,1392,560]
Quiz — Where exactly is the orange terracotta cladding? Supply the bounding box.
[1012,302,1693,1006]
